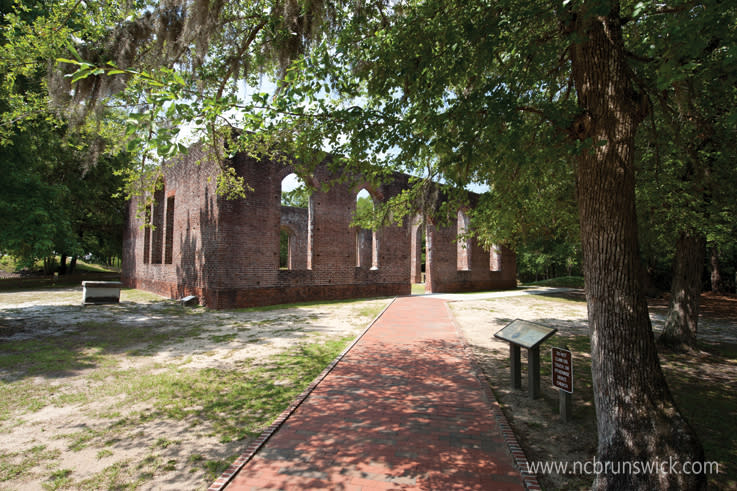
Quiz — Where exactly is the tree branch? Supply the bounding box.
[216,20,267,99]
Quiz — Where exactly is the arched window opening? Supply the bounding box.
[355,229,361,267]
[143,206,151,264]
[280,228,292,270]
[410,215,426,285]
[457,209,471,271]
[143,206,151,265]
[151,184,165,264]
[281,173,309,208]
[490,244,502,272]
[164,195,175,264]
[280,173,311,270]
[354,188,379,269]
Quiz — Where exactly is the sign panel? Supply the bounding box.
[552,347,573,393]
[493,319,557,349]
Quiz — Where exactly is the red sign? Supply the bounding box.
[552,347,573,393]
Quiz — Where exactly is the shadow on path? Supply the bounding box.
[222,296,530,490]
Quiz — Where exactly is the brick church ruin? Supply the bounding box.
[122,144,516,308]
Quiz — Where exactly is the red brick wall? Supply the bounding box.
[123,146,516,308]
[425,217,517,294]
[122,143,223,300]
[280,206,308,270]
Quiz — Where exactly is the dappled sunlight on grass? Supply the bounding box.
[0,288,388,489]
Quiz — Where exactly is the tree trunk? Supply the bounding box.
[660,233,705,348]
[43,256,56,275]
[569,3,705,489]
[640,259,661,298]
[710,245,722,294]
[59,254,68,276]
[69,256,77,274]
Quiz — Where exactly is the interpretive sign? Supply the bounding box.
[552,347,573,393]
[494,319,557,349]
[494,320,557,399]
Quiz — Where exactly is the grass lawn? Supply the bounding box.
[0,256,119,275]
[522,276,586,289]
[0,257,121,293]
[411,283,426,295]
[0,288,389,489]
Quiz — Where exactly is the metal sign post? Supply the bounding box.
[552,347,573,421]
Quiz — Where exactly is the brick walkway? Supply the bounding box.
[219,296,533,490]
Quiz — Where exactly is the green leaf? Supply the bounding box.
[65,40,82,62]
[56,58,82,66]
[70,67,96,83]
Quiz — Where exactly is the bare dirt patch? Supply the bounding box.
[0,288,390,490]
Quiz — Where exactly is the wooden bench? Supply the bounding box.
[82,281,123,304]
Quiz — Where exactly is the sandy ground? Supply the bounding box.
[0,288,389,490]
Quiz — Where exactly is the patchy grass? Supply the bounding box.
[119,288,170,303]
[411,283,426,295]
[207,333,239,343]
[231,296,391,313]
[2,334,353,458]
[202,457,236,482]
[0,290,387,489]
[76,460,140,490]
[0,321,204,378]
[0,338,357,486]
[354,303,388,320]
[0,445,61,483]
[102,337,354,443]
[523,276,586,289]
[43,468,73,490]
[96,449,113,460]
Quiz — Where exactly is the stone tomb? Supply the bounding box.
[82,281,123,304]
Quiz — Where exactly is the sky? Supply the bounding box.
[280,171,489,194]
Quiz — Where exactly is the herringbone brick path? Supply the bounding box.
[223,296,527,490]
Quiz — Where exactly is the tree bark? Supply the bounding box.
[569,3,705,489]
[660,233,705,348]
[710,245,722,294]
[43,256,56,275]
[59,254,68,276]
[639,260,661,298]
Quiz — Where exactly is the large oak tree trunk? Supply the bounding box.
[569,3,704,489]
[660,233,705,348]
